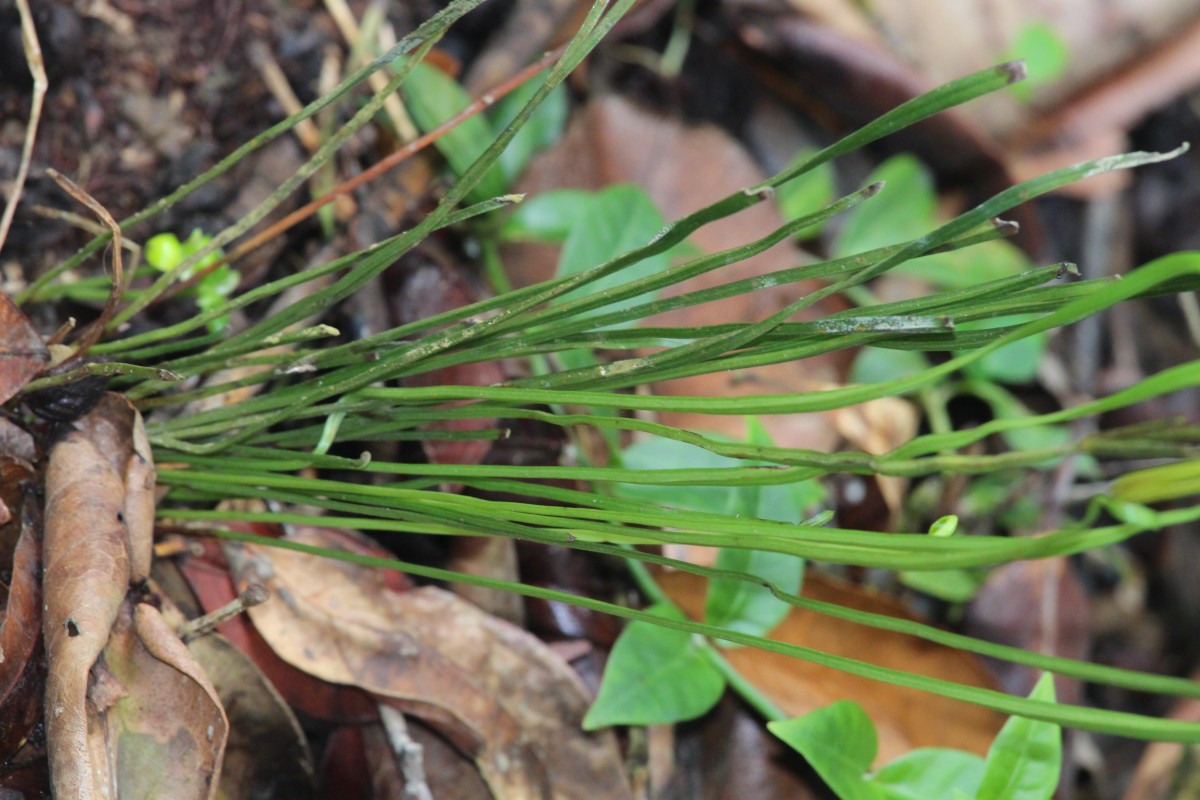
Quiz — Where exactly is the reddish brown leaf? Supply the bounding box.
[226,526,632,799]
[963,557,1090,705]
[392,258,505,471]
[390,258,522,621]
[660,569,1005,765]
[0,292,48,407]
[173,538,379,725]
[0,461,45,762]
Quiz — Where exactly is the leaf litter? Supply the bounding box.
[3,0,1200,796]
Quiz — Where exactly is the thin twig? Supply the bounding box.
[0,0,47,256]
[324,0,418,141]
[32,204,143,270]
[249,41,322,154]
[377,704,433,800]
[177,584,269,643]
[45,169,125,354]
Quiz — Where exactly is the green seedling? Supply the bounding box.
[768,673,1060,800]
[144,229,239,332]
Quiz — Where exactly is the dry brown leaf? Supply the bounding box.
[849,0,1200,139]
[963,556,1090,705]
[659,569,1005,765]
[0,416,36,463]
[510,94,850,450]
[156,554,316,800]
[174,538,381,726]
[0,459,44,763]
[226,526,632,799]
[833,395,920,529]
[88,602,229,798]
[42,397,139,797]
[0,291,48,407]
[768,0,1200,198]
[42,394,227,798]
[186,634,317,800]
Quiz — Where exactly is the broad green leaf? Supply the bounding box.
[908,235,1030,290]
[1008,23,1069,102]
[958,315,1046,385]
[777,149,836,237]
[835,156,935,260]
[145,232,186,273]
[615,427,823,524]
[769,701,884,800]
[705,546,803,645]
[555,184,668,319]
[144,229,235,332]
[834,155,1029,289]
[501,189,597,242]
[583,604,725,729]
[402,61,508,202]
[614,437,745,515]
[964,380,1069,452]
[851,347,931,384]
[744,416,825,522]
[757,480,825,524]
[489,76,567,183]
[869,748,985,800]
[899,568,984,603]
[977,674,1061,800]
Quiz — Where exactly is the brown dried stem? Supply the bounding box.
[0,0,47,256]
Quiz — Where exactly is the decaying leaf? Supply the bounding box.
[0,459,44,766]
[175,537,382,726]
[659,569,1005,765]
[188,635,317,800]
[0,292,49,407]
[963,556,1090,705]
[41,393,227,798]
[225,525,632,799]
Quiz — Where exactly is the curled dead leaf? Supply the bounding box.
[41,394,227,798]
[0,461,44,763]
[225,525,631,799]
